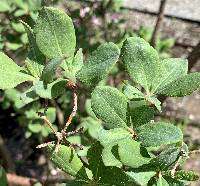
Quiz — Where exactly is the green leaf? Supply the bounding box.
[91,86,128,129]
[126,171,156,186]
[118,139,151,168]
[41,56,66,83]
[156,73,200,97]
[13,0,28,10]
[137,122,183,147]
[157,38,175,53]
[0,0,10,12]
[48,144,88,180]
[14,9,27,17]
[80,117,103,139]
[153,58,188,93]
[162,176,185,186]
[21,21,45,78]
[156,176,169,186]
[28,123,42,133]
[121,37,159,91]
[11,22,25,33]
[21,87,39,106]
[4,89,26,109]
[62,48,83,80]
[99,167,136,186]
[98,128,131,167]
[34,7,76,59]
[34,79,66,99]
[0,52,35,90]
[165,170,199,181]
[130,105,154,129]
[6,42,23,50]
[0,166,7,186]
[87,142,105,180]
[76,42,120,87]
[150,147,181,171]
[147,96,161,111]
[85,99,97,119]
[46,107,56,123]
[123,83,144,100]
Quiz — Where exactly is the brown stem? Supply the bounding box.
[63,90,77,132]
[150,0,167,47]
[63,81,78,133]
[6,173,72,186]
[41,115,57,134]
[171,155,182,178]
[188,41,200,71]
[0,135,15,173]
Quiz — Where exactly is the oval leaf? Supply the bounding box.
[119,139,151,168]
[156,72,200,97]
[48,144,88,180]
[21,21,45,78]
[153,58,188,93]
[34,7,76,59]
[76,42,120,87]
[137,122,183,147]
[121,37,159,92]
[91,86,128,129]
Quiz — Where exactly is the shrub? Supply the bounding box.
[0,7,199,186]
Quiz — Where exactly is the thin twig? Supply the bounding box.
[40,115,57,134]
[37,80,80,153]
[150,0,167,47]
[171,155,182,178]
[62,81,78,133]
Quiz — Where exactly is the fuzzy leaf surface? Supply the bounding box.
[70,48,83,77]
[92,86,128,129]
[156,73,200,97]
[147,96,161,111]
[137,122,183,147]
[76,42,120,87]
[47,145,88,180]
[150,147,181,171]
[121,37,159,91]
[153,58,188,93]
[41,56,66,83]
[123,83,144,100]
[34,7,76,59]
[22,21,45,78]
[130,105,154,129]
[176,171,199,181]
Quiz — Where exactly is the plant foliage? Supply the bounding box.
[0,6,199,186]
